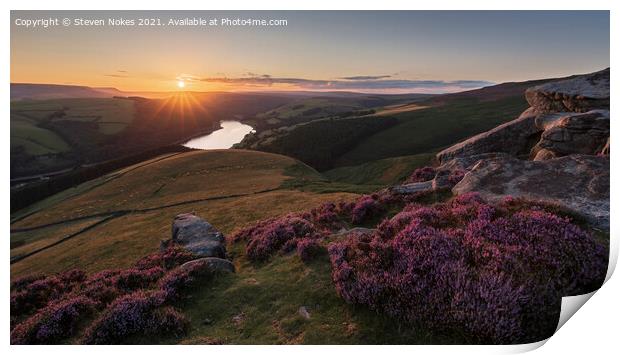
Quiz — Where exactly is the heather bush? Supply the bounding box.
[305,202,349,228]
[329,193,608,344]
[10,246,203,344]
[405,166,436,183]
[114,266,165,291]
[81,290,187,344]
[11,296,97,344]
[10,268,90,318]
[296,238,323,263]
[351,195,384,224]
[134,246,195,270]
[233,214,320,262]
[11,274,46,290]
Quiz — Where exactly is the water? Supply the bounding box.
[183,121,254,150]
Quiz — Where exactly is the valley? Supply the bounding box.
[9,69,610,345]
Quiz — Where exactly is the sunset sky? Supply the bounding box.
[11,11,609,94]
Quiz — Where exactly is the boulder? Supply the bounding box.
[525,68,609,113]
[334,227,376,237]
[179,257,235,274]
[169,213,227,258]
[432,153,510,189]
[531,110,609,160]
[453,154,609,230]
[390,180,434,194]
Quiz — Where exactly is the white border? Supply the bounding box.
[3,1,618,354]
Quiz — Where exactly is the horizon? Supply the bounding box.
[9,64,609,97]
[11,10,609,94]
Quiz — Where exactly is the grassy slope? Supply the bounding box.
[324,153,434,187]
[336,95,529,166]
[10,150,359,277]
[175,245,457,345]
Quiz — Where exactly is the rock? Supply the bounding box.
[525,68,609,113]
[179,257,235,274]
[437,69,610,164]
[334,227,376,236]
[170,213,226,258]
[453,154,609,230]
[436,108,541,163]
[202,318,213,325]
[432,153,510,189]
[390,181,434,194]
[298,306,311,320]
[531,110,609,160]
[393,153,510,194]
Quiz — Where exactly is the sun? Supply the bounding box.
[177,80,185,89]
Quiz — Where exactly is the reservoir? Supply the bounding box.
[183,121,254,150]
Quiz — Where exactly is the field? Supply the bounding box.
[10,98,137,177]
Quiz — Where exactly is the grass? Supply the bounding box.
[10,150,359,278]
[11,150,299,227]
[175,244,457,345]
[10,218,102,260]
[324,153,434,187]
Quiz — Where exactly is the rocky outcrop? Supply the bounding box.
[393,153,510,195]
[436,68,610,164]
[165,213,227,259]
[428,69,610,230]
[453,155,609,230]
[525,68,609,113]
[531,110,609,160]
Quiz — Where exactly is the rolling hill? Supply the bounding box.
[10,149,358,276]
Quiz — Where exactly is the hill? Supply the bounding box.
[10,92,297,179]
[10,149,358,276]
[235,76,564,172]
[11,83,125,101]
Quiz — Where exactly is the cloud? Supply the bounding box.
[197,73,494,94]
[104,73,130,78]
[104,70,131,78]
[339,75,392,80]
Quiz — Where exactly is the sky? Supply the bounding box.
[10,11,610,94]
